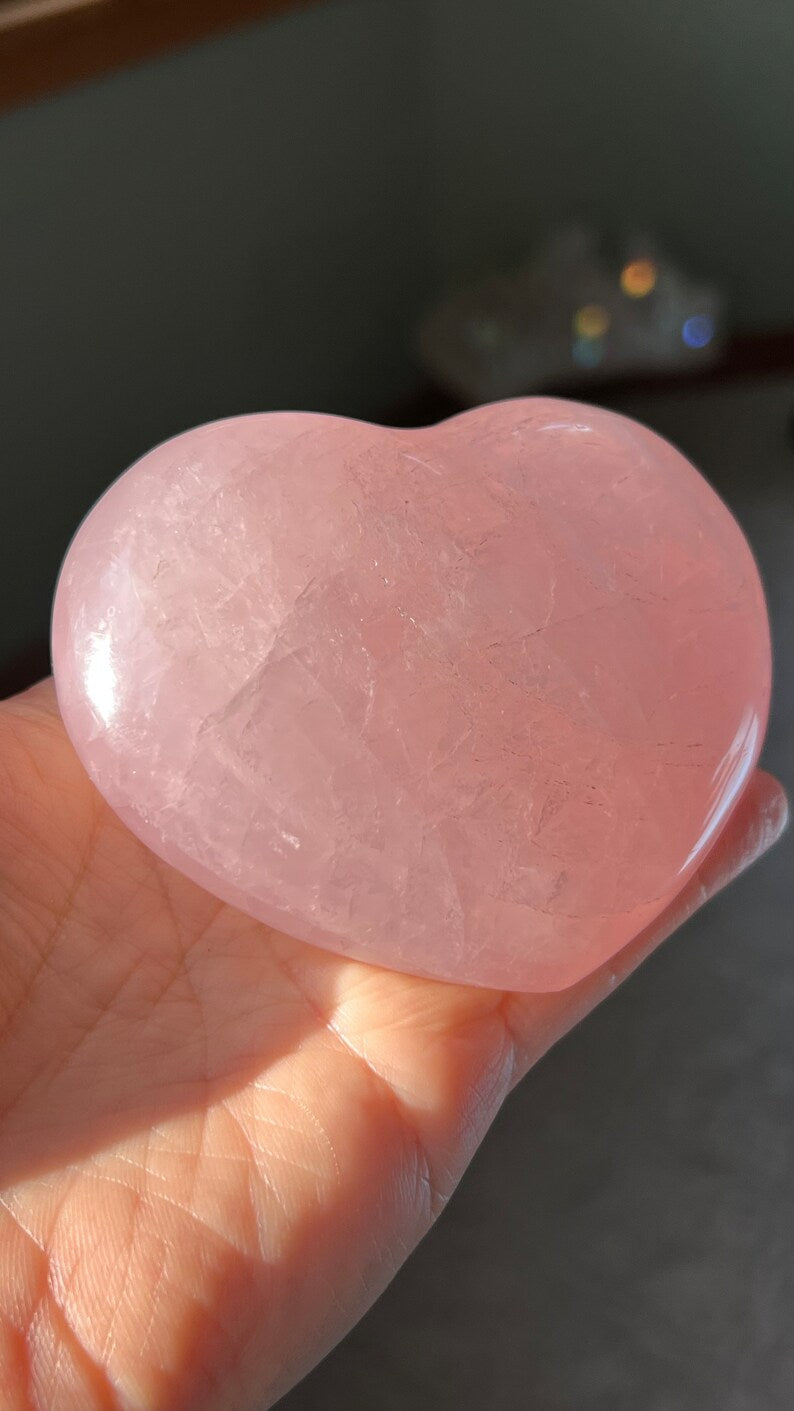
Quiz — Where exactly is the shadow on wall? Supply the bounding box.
[0,0,433,678]
[2,0,794,682]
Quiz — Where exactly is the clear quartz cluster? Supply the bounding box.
[52,399,771,990]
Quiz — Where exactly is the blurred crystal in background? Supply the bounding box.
[420,225,724,404]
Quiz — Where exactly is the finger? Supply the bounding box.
[0,675,58,718]
[504,768,789,1083]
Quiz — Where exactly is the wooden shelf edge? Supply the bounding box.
[0,0,321,113]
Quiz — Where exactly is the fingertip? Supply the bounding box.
[704,768,788,894]
[504,768,788,1077]
[747,768,789,847]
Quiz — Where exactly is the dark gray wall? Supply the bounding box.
[1,1,432,668]
[427,0,794,323]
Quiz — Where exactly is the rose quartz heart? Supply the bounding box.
[52,398,770,991]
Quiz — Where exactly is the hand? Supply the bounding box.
[0,680,786,1410]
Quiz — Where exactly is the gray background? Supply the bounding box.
[1,3,792,1406]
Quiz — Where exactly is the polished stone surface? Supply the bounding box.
[52,398,771,990]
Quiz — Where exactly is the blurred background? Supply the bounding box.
[0,1,791,1406]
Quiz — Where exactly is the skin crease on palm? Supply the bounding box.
[0,680,786,1411]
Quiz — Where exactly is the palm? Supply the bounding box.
[0,683,784,1410]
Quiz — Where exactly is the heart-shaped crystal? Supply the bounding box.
[52,399,770,990]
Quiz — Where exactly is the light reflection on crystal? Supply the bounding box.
[682,314,714,348]
[572,335,604,367]
[573,304,610,339]
[620,258,658,297]
[680,706,760,869]
[85,631,117,725]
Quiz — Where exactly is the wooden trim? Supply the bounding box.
[0,0,322,112]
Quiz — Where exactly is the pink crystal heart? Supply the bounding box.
[52,399,771,991]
